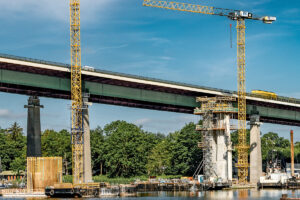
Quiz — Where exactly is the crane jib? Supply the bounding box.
[143,0,275,23]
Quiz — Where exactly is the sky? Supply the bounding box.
[0,0,299,139]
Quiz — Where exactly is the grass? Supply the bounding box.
[93,175,148,184]
[62,175,183,184]
[63,175,73,183]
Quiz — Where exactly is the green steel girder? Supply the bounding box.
[0,69,300,124]
[0,69,197,107]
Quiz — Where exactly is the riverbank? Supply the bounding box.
[63,175,182,184]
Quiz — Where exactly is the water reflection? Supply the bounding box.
[1,189,300,200]
[138,190,300,200]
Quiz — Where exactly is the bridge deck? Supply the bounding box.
[0,53,299,126]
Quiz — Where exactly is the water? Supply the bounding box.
[1,189,300,200]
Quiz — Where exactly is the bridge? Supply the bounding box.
[0,53,299,126]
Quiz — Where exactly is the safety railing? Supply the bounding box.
[194,107,238,113]
[196,124,237,130]
[245,92,300,104]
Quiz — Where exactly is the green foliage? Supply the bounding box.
[166,122,202,176]
[41,129,72,173]
[146,140,172,175]
[63,175,73,183]
[7,122,23,140]
[11,157,26,175]
[1,120,298,183]
[0,123,26,171]
[93,175,148,184]
[103,121,159,177]
[91,126,106,175]
[261,132,290,169]
[92,175,182,184]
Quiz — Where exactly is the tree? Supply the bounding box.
[146,140,172,175]
[41,129,72,173]
[166,122,202,176]
[6,122,23,141]
[90,126,106,175]
[261,132,290,170]
[11,157,26,175]
[0,123,26,170]
[103,121,153,177]
[0,132,8,170]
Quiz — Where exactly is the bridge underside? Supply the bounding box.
[0,59,300,127]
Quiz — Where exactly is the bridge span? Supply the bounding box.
[0,54,299,126]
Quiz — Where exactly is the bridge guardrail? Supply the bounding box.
[0,53,70,68]
[246,93,300,105]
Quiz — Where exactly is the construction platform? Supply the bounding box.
[0,189,46,198]
[45,183,103,198]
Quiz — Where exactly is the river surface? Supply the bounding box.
[1,189,300,200]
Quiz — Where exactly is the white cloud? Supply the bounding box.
[134,115,199,133]
[85,44,129,54]
[0,0,117,23]
[281,8,300,16]
[247,32,290,42]
[160,56,173,61]
[0,109,25,119]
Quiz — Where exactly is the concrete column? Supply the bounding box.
[216,130,227,180]
[249,114,263,184]
[83,96,93,183]
[210,133,217,178]
[25,96,43,157]
[224,115,232,181]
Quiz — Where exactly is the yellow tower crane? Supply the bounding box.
[142,0,276,183]
[70,0,84,184]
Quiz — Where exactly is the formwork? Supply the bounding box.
[27,157,62,192]
[194,96,237,184]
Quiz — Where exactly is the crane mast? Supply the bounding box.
[236,19,248,183]
[70,0,84,184]
[143,0,275,184]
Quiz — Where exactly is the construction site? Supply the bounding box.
[0,0,300,199]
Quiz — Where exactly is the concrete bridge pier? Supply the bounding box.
[25,96,43,157]
[249,114,263,184]
[83,95,93,183]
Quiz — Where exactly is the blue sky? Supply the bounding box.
[0,0,299,139]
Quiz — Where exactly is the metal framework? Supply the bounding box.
[236,19,248,183]
[70,0,84,184]
[143,0,276,183]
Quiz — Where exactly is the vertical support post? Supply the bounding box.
[225,114,232,181]
[249,114,262,184]
[236,19,249,184]
[83,95,93,183]
[25,96,43,157]
[291,130,294,177]
[216,114,227,180]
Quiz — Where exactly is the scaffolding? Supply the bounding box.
[194,96,237,181]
